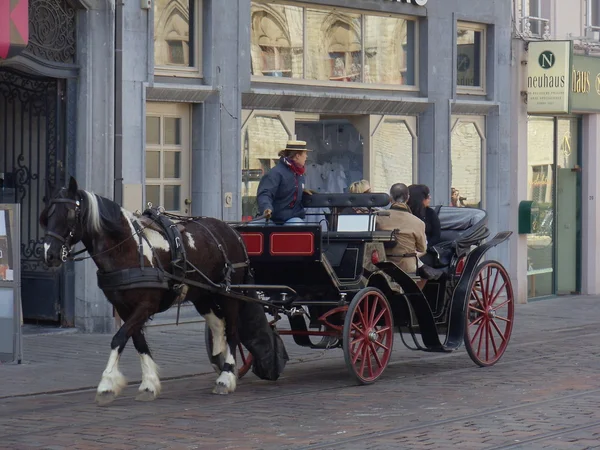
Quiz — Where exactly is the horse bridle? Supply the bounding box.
[44,196,81,262]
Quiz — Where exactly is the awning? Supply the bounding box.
[0,0,28,61]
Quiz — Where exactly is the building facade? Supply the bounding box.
[1,0,514,332]
[513,0,600,301]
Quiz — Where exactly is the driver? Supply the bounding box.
[256,140,312,225]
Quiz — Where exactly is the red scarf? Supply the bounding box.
[282,157,304,208]
[282,157,305,175]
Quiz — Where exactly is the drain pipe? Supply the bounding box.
[113,0,124,206]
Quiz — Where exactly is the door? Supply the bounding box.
[145,102,192,214]
[555,118,580,295]
[0,69,67,322]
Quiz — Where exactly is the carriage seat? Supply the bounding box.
[435,206,488,244]
[302,192,391,209]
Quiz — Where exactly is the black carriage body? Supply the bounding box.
[232,194,514,373]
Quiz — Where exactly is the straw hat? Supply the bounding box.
[282,140,312,152]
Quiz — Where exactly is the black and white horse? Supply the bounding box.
[40,177,250,405]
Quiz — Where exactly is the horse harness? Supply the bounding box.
[46,194,250,302]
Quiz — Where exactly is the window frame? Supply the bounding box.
[586,0,600,37]
[455,21,486,96]
[450,115,487,208]
[154,0,203,78]
[250,0,420,92]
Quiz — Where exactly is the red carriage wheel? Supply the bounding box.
[204,325,253,379]
[343,288,394,385]
[464,260,515,367]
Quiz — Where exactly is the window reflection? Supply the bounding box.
[372,119,413,192]
[451,120,483,208]
[306,9,362,82]
[456,27,482,88]
[250,2,417,86]
[251,4,303,78]
[364,16,415,85]
[155,0,193,67]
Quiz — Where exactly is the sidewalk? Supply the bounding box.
[1,294,599,399]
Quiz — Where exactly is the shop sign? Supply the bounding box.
[570,54,600,112]
[0,0,29,61]
[527,41,572,114]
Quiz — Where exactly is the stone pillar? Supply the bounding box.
[74,2,116,332]
[509,40,529,304]
[581,114,600,295]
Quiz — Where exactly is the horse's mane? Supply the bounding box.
[80,190,128,241]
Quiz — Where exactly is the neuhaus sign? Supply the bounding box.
[527,41,572,114]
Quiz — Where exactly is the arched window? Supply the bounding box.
[154,0,193,67]
[251,4,303,78]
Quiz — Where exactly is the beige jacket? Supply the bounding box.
[376,203,427,274]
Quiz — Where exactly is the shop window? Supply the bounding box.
[372,118,416,192]
[250,1,417,88]
[531,165,550,203]
[364,16,416,85]
[154,0,201,74]
[456,23,485,92]
[251,4,303,78]
[450,116,485,208]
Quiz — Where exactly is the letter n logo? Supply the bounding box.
[538,51,555,69]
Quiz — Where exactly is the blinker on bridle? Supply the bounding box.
[44,196,81,263]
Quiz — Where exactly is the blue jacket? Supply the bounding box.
[257,158,305,224]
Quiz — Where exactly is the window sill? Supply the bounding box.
[456,87,487,96]
[251,75,420,92]
[154,67,203,79]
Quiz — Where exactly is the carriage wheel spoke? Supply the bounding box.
[489,281,507,306]
[490,319,507,343]
[351,322,364,334]
[352,339,365,365]
[476,319,486,355]
[468,305,485,315]
[370,342,383,369]
[359,343,368,376]
[375,326,391,335]
[489,269,499,304]
[472,290,486,311]
[372,308,386,327]
[492,298,511,310]
[469,315,484,328]
[478,273,488,307]
[494,315,511,323]
[372,338,390,351]
[365,345,374,377]
[485,267,492,305]
[368,296,378,327]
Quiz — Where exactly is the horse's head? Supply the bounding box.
[40,176,83,267]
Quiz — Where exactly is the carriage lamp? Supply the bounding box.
[455,256,466,275]
[371,249,380,265]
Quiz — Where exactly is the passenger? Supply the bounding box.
[255,140,312,225]
[343,179,371,214]
[407,184,441,247]
[376,183,443,281]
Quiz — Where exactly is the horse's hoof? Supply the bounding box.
[135,389,157,402]
[212,383,230,395]
[95,391,117,406]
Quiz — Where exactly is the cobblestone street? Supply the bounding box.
[2,296,600,449]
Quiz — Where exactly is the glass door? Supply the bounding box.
[555,118,581,295]
[527,117,555,297]
[145,102,192,215]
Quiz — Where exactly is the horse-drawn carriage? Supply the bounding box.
[210,192,515,384]
[41,180,514,404]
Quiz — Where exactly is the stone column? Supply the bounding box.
[581,114,600,295]
[74,2,116,332]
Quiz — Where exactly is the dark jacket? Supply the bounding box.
[257,158,306,224]
[424,207,441,247]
